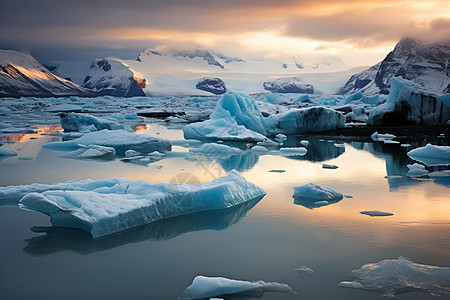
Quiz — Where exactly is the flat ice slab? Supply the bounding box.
[339,256,450,297]
[179,276,296,299]
[17,170,265,237]
[407,144,450,166]
[43,129,172,155]
[360,210,394,217]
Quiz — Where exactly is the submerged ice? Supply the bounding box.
[339,257,450,297]
[16,170,265,237]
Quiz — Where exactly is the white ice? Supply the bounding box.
[406,163,429,178]
[60,112,123,132]
[293,183,343,201]
[407,144,450,166]
[371,132,396,142]
[339,256,450,297]
[178,276,296,299]
[43,129,172,155]
[280,147,308,157]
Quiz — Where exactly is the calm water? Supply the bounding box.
[0,122,449,300]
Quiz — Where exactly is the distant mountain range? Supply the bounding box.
[340,38,450,95]
[1,39,448,98]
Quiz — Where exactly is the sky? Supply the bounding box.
[1,0,449,67]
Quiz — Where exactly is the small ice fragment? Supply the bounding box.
[300,140,309,147]
[334,143,345,148]
[268,169,286,173]
[344,195,353,198]
[274,133,287,142]
[156,165,163,169]
[294,266,314,273]
[406,163,429,178]
[323,164,338,169]
[125,149,140,158]
[360,210,394,217]
[401,144,411,147]
[371,132,396,141]
[383,139,400,144]
[338,281,364,289]
[250,145,269,154]
[280,147,307,156]
[0,148,18,156]
[293,183,343,201]
[179,276,296,299]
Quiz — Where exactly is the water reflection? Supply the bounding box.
[293,196,343,209]
[283,136,345,162]
[23,196,263,256]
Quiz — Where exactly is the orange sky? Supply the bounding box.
[1,0,449,65]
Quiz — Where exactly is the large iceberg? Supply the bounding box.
[60,112,123,132]
[368,77,450,126]
[183,92,267,141]
[179,276,296,299]
[16,170,265,237]
[339,257,450,297]
[265,107,345,135]
[407,144,450,166]
[43,129,171,155]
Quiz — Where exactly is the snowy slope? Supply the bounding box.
[0,50,93,98]
[340,39,450,95]
[83,57,146,97]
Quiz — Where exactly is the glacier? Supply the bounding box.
[264,106,345,135]
[407,144,450,166]
[179,275,296,299]
[43,129,172,155]
[16,170,265,237]
[339,257,450,297]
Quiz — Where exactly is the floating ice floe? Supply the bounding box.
[264,106,345,135]
[60,112,123,132]
[17,170,265,237]
[406,163,429,178]
[293,183,343,201]
[280,147,307,157]
[178,276,296,299]
[64,144,116,159]
[190,143,243,158]
[294,266,314,273]
[371,131,396,142]
[339,256,450,297]
[0,148,18,156]
[323,163,338,169]
[43,129,172,155]
[183,92,267,142]
[360,210,394,217]
[407,144,450,166]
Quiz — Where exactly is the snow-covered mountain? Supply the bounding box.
[0,50,93,98]
[83,58,146,97]
[340,38,450,95]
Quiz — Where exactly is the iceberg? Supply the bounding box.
[360,210,394,217]
[60,112,123,132]
[43,129,171,155]
[339,257,450,297]
[368,77,450,126]
[406,163,429,178]
[265,107,345,135]
[293,183,343,201]
[179,276,296,299]
[183,92,267,141]
[17,170,265,237]
[407,144,450,166]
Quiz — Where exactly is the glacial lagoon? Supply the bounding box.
[1,120,449,300]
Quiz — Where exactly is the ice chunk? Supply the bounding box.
[265,107,345,135]
[368,77,450,126]
[339,256,450,297]
[280,147,307,157]
[250,145,269,154]
[294,266,314,273]
[183,92,266,141]
[124,149,140,158]
[44,129,171,155]
[60,112,123,132]
[323,164,338,169]
[293,183,343,201]
[360,210,394,217]
[0,148,18,156]
[334,143,345,148]
[190,143,243,157]
[179,276,296,299]
[371,132,396,141]
[407,144,450,166]
[300,140,309,147]
[64,144,116,159]
[18,170,266,237]
[274,133,287,143]
[406,163,429,178]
